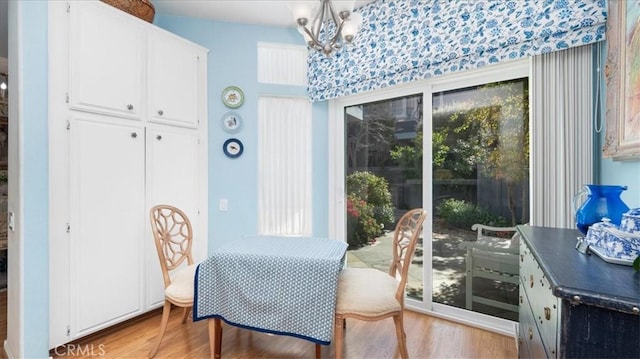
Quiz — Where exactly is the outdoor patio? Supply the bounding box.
[346,221,519,322]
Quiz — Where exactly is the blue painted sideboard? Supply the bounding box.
[517,226,640,358]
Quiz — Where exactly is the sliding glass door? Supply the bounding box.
[343,94,424,300]
[330,60,530,333]
[430,78,529,322]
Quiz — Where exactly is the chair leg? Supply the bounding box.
[393,313,409,359]
[149,300,172,358]
[315,343,321,359]
[334,315,344,359]
[181,306,190,324]
[208,318,222,359]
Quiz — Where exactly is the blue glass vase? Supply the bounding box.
[573,185,630,235]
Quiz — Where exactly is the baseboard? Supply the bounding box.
[3,339,16,359]
[49,306,163,356]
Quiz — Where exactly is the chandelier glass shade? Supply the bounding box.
[290,0,362,56]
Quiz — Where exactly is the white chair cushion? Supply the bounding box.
[336,267,401,317]
[165,264,196,305]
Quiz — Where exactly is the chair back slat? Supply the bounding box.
[150,205,194,288]
[389,208,427,304]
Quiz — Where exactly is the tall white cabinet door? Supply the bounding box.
[145,128,200,307]
[68,1,144,119]
[69,119,146,336]
[147,34,201,128]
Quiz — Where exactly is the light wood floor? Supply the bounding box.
[0,289,5,347]
[49,303,517,359]
[1,289,6,359]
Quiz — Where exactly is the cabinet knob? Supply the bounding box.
[157,109,164,116]
[130,132,137,138]
[156,135,162,140]
[127,104,134,111]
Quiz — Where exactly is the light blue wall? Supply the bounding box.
[154,16,330,251]
[599,157,640,208]
[20,1,49,357]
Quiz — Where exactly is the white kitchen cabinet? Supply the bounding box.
[147,34,201,128]
[69,118,146,336]
[68,0,204,129]
[145,126,201,307]
[49,0,208,348]
[68,1,144,119]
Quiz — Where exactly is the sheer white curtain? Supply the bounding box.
[530,44,594,228]
[258,96,312,236]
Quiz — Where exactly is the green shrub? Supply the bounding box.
[436,198,508,229]
[346,171,395,228]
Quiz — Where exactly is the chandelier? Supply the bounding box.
[290,0,362,56]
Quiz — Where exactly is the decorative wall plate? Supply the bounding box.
[221,86,244,108]
[223,138,244,158]
[221,111,243,133]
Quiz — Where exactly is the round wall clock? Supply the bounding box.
[221,86,244,108]
[221,111,243,133]
[223,138,244,158]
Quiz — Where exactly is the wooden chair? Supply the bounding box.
[148,205,197,358]
[458,224,519,314]
[333,208,427,359]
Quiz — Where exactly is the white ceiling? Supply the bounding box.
[152,0,376,27]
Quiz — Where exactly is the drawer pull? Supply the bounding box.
[528,328,533,340]
[530,274,534,288]
[572,295,581,304]
[519,295,523,304]
[544,307,551,320]
[520,254,524,262]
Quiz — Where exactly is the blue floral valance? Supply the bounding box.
[307,0,607,102]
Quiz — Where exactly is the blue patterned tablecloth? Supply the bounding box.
[193,236,347,345]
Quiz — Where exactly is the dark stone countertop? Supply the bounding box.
[517,225,640,314]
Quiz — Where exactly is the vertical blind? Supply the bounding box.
[530,44,594,228]
[258,97,313,236]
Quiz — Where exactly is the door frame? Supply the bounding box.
[328,58,530,337]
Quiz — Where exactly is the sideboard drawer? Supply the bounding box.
[520,240,559,358]
[519,282,547,359]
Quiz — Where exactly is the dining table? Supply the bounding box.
[193,235,348,359]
